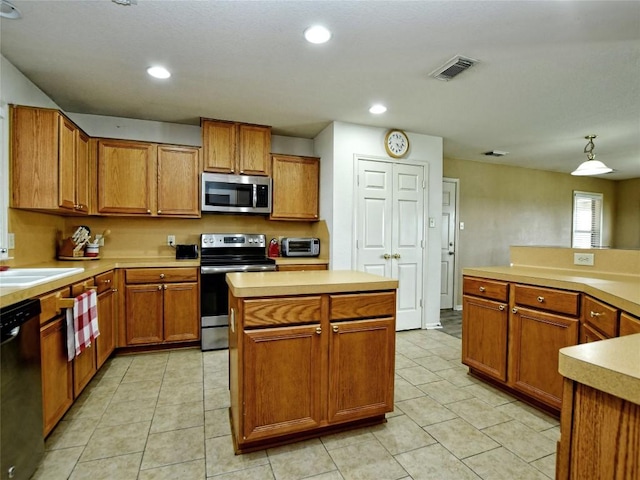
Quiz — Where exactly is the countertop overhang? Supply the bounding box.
[559,333,640,405]
[226,270,398,298]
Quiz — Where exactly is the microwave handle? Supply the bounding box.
[252,184,257,208]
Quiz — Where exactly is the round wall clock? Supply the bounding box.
[384,129,409,158]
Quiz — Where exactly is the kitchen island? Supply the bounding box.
[557,334,640,479]
[226,270,399,453]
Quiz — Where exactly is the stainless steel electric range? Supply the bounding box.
[199,233,276,350]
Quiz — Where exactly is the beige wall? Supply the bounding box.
[443,157,620,307]
[7,209,328,267]
[615,177,640,249]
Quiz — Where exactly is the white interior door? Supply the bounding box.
[356,159,425,331]
[440,179,457,309]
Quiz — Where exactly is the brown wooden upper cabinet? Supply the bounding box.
[97,139,200,218]
[201,118,271,176]
[270,154,320,221]
[11,105,90,214]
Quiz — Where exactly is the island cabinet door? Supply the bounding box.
[461,295,509,382]
[509,307,579,410]
[242,324,322,442]
[327,317,395,424]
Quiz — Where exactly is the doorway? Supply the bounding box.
[440,178,458,309]
[354,158,426,331]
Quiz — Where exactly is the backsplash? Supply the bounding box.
[6,209,329,266]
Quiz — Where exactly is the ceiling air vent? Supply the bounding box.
[429,55,478,81]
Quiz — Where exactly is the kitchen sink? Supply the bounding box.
[0,268,84,287]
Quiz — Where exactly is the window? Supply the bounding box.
[572,191,603,248]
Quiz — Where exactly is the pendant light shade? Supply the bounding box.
[571,135,612,176]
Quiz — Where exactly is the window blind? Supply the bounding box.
[572,191,603,248]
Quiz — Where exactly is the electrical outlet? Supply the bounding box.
[574,252,594,266]
[167,235,176,246]
[7,233,15,249]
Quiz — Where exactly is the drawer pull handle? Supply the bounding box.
[537,296,544,303]
[479,286,486,292]
[315,327,321,335]
[160,273,165,279]
[102,279,111,284]
[332,325,339,333]
[590,311,603,318]
[499,305,505,311]
[512,307,518,314]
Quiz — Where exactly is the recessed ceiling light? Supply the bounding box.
[0,0,22,19]
[369,104,387,114]
[304,25,331,44]
[147,66,171,79]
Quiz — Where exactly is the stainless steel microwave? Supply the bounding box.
[201,173,271,214]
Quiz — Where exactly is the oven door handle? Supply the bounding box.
[200,265,276,274]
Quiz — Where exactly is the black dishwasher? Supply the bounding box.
[1,298,44,480]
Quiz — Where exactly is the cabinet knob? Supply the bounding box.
[112,288,118,293]
[315,327,322,335]
[512,307,518,314]
[499,304,505,311]
[163,284,167,290]
[102,279,111,284]
[332,325,339,333]
[590,311,603,318]
[147,209,151,214]
[479,286,486,292]
[537,296,544,303]
[383,254,391,260]
[160,273,165,279]
[157,285,162,290]
[158,210,162,214]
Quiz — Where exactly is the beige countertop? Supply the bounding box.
[227,270,398,298]
[0,257,199,307]
[559,334,640,405]
[464,265,640,316]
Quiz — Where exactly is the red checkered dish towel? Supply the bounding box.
[66,290,100,361]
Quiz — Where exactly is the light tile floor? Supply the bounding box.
[33,327,559,479]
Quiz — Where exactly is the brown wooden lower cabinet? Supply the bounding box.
[276,263,328,272]
[123,267,199,346]
[509,306,579,410]
[40,317,73,437]
[462,295,509,382]
[557,379,640,479]
[230,289,396,453]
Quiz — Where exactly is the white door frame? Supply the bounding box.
[443,177,461,310]
[352,155,429,329]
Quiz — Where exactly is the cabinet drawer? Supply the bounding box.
[463,277,508,302]
[39,287,71,325]
[583,296,618,338]
[513,284,579,317]
[71,278,95,297]
[243,296,322,327]
[620,312,640,336]
[330,292,396,320]
[125,267,198,284]
[95,270,115,294]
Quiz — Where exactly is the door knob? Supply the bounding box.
[448,251,454,255]
[383,254,391,259]
[392,253,401,259]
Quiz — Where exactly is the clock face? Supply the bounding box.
[385,130,409,158]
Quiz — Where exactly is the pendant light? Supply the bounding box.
[571,135,612,176]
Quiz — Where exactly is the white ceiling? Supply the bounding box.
[2,0,639,179]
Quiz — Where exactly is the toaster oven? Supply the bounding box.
[280,238,320,257]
